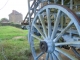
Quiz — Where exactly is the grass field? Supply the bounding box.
[0,26,27,40]
[0,26,32,60]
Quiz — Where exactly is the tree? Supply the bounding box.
[1,18,9,21]
[0,18,9,23]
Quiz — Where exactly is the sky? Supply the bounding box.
[0,0,28,20]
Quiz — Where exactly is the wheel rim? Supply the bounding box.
[29,4,80,60]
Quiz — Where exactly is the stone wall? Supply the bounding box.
[9,10,23,24]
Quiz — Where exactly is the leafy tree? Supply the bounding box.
[1,18,9,21]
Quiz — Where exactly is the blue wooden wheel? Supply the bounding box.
[28,4,80,60]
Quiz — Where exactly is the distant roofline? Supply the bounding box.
[9,10,22,16]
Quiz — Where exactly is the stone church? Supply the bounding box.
[9,10,23,24]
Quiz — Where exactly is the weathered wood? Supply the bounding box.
[49,0,70,4]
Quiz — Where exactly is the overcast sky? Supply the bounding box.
[0,0,28,20]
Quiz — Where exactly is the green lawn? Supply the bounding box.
[0,26,28,40]
[0,26,32,60]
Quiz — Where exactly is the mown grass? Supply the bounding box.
[0,26,32,60]
[0,26,28,40]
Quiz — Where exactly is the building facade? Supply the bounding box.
[9,10,23,24]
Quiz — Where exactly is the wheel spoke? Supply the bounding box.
[52,53,58,60]
[49,53,53,60]
[35,52,44,60]
[34,24,45,39]
[54,21,73,42]
[55,41,80,46]
[38,14,48,38]
[32,34,43,41]
[45,53,49,60]
[51,10,61,40]
[54,51,63,60]
[55,47,78,60]
[46,8,51,38]
[71,47,80,57]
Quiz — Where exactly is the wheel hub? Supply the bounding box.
[40,40,55,53]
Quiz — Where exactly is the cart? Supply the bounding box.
[21,0,80,60]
